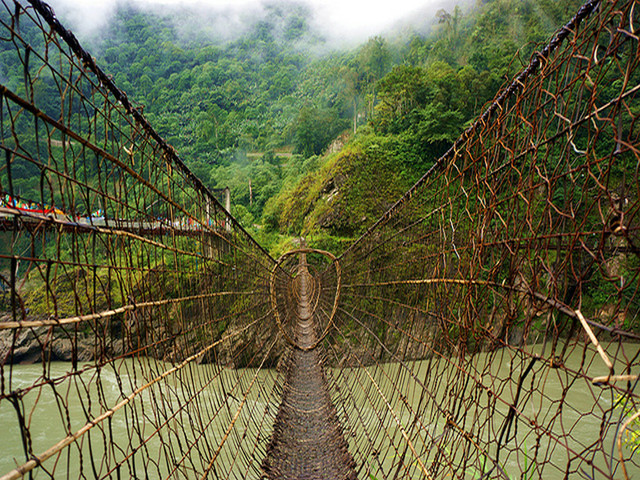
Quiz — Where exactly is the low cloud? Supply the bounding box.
[44,0,458,47]
[45,0,117,38]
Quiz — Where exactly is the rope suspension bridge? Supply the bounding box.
[0,0,639,478]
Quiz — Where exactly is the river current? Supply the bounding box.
[1,343,638,479]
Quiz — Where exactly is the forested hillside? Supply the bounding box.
[2,0,587,254]
[258,0,586,253]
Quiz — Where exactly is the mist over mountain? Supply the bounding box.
[44,0,461,48]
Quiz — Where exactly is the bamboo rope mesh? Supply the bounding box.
[0,0,639,479]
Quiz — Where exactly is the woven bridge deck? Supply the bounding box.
[262,255,356,480]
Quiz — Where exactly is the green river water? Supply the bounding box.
[0,343,639,479]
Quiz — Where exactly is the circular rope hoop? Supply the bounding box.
[269,248,341,351]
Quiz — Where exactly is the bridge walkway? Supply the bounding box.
[262,254,356,480]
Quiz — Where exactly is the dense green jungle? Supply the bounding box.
[1,0,586,256]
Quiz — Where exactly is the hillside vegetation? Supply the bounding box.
[257,0,586,253]
[1,0,586,255]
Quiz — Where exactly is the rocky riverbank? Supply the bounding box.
[0,325,123,364]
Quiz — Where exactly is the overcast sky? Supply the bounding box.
[46,0,454,45]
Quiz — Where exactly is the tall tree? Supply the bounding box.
[358,36,392,119]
